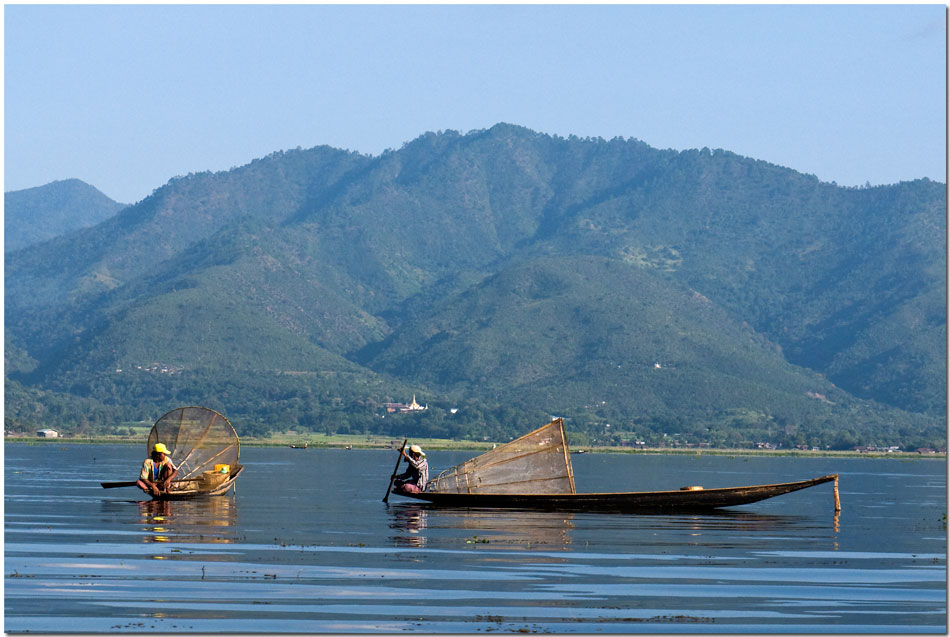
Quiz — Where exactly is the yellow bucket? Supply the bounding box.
[214,464,230,473]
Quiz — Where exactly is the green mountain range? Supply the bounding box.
[4,178,128,252]
[5,124,946,449]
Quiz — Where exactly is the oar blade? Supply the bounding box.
[100,481,138,489]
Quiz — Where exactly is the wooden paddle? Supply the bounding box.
[382,439,408,503]
[100,481,138,489]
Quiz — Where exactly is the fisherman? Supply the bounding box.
[393,444,428,494]
[136,442,178,497]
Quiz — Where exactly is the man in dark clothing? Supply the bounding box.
[394,444,428,494]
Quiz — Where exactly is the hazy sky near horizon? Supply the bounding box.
[5,4,946,204]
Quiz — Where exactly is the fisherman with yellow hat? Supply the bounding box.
[393,444,429,494]
[136,442,178,497]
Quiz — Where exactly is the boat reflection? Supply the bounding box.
[628,509,828,535]
[390,503,840,552]
[133,495,238,544]
[389,504,575,549]
[390,504,429,547]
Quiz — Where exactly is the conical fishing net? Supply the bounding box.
[146,406,240,481]
[428,418,576,494]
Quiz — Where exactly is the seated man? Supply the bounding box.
[394,444,428,494]
[136,442,178,497]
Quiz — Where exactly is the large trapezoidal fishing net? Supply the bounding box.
[428,418,576,494]
[146,406,240,481]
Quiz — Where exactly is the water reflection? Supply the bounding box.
[452,509,574,549]
[389,504,575,549]
[129,495,239,544]
[390,504,429,547]
[7,444,944,633]
[388,505,843,553]
[833,511,840,550]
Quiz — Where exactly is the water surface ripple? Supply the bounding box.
[5,444,946,633]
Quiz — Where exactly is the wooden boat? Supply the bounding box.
[151,464,244,500]
[393,418,840,513]
[101,406,244,500]
[398,474,838,512]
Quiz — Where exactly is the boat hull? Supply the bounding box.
[153,465,245,501]
[396,474,838,512]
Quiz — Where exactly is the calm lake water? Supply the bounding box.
[4,443,946,633]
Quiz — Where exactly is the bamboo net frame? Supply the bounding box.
[146,406,240,481]
[429,418,576,494]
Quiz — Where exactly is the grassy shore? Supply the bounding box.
[5,432,945,459]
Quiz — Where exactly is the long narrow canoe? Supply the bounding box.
[396,474,839,512]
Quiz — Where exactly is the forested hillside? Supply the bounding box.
[5,125,945,449]
[4,179,127,252]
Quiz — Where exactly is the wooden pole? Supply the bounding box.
[833,475,841,512]
[382,439,408,503]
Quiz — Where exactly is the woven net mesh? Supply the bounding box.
[146,406,240,481]
[429,418,575,494]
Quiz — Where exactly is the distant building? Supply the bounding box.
[856,445,902,454]
[383,395,429,414]
[36,429,58,438]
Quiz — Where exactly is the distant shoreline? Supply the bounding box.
[5,434,945,460]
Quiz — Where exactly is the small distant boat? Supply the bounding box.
[290,443,309,449]
[100,406,243,500]
[392,418,840,513]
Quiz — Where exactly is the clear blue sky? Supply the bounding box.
[4,4,946,204]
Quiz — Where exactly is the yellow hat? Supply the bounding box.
[409,444,425,457]
[153,442,169,454]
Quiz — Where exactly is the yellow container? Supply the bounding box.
[214,464,230,473]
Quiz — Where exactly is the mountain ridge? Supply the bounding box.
[5,124,945,448]
[4,178,128,252]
